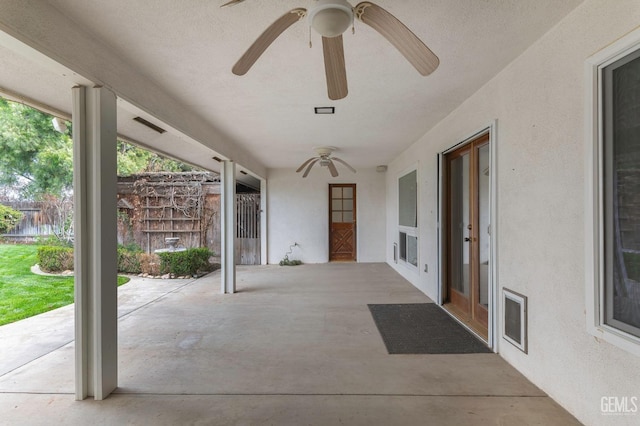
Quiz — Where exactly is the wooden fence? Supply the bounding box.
[2,173,262,265]
[117,173,261,265]
[2,201,54,241]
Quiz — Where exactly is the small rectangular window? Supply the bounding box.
[398,169,418,269]
[407,235,418,267]
[399,170,417,227]
[399,232,407,261]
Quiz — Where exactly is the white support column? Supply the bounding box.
[260,178,268,265]
[221,160,236,293]
[73,86,118,400]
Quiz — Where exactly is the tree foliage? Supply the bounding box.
[0,98,194,199]
[0,203,23,234]
[0,98,72,198]
[117,141,193,176]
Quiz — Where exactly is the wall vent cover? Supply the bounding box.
[502,288,527,353]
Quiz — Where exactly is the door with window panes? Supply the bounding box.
[445,134,490,339]
[329,184,356,261]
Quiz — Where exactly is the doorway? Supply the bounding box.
[329,184,356,261]
[444,133,490,339]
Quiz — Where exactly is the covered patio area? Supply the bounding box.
[0,264,578,425]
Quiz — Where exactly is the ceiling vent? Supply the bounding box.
[314,107,335,114]
[133,116,166,134]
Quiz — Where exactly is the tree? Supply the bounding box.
[0,203,23,234]
[0,98,195,199]
[117,141,193,176]
[0,98,73,198]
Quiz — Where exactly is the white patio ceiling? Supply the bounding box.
[0,0,583,181]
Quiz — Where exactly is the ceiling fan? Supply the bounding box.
[224,0,439,100]
[296,147,356,178]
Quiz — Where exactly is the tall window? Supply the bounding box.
[602,48,640,339]
[398,169,418,267]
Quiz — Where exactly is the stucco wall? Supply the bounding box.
[386,1,640,425]
[267,167,386,264]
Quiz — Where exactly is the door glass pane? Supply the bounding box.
[332,187,342,198]
[450,153,470,296]
[332,199,342,210]
[343,199,353,211]
[343,211,353,223]
[478,144,490,308]
[343,187,353,198]
[332,211,342,223]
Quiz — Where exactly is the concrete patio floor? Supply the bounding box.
[0,263,580,425]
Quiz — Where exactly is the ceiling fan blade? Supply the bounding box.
[220,0,245,7]
[232,9,307,76]
[354,2,439,76]
[302,158,319,178]
[332,157,356,173]
[322,35,348,100]
[296,157,316,173]
[327,159,339,177]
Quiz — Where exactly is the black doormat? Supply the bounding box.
[368,303,492,354]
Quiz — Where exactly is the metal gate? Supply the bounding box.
[236,194,260,265]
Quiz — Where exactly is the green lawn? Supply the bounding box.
[0,244,129,326]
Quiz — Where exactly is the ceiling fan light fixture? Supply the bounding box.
[314,146,336,156]
[296,146,355,178]
[308,0,353,38]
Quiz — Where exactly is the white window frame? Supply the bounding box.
[398,166,419,271]
[585,27,640,356]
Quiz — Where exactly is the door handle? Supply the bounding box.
[464,237,470,242]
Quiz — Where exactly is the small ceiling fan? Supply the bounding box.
[224,0,439,100]
[296,147,356,178]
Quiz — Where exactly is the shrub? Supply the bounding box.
[138,253,161,276]
[36,244,214,277]
[279,257,302,266]
[0,204,23,234]
[37,245,74,272]
[36,234,72,247]
[158,247,213,276]
[117,245,142,274]
[120,242,142,252]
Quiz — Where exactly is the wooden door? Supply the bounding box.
[329,184,356,261]
[445,134,490,338]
